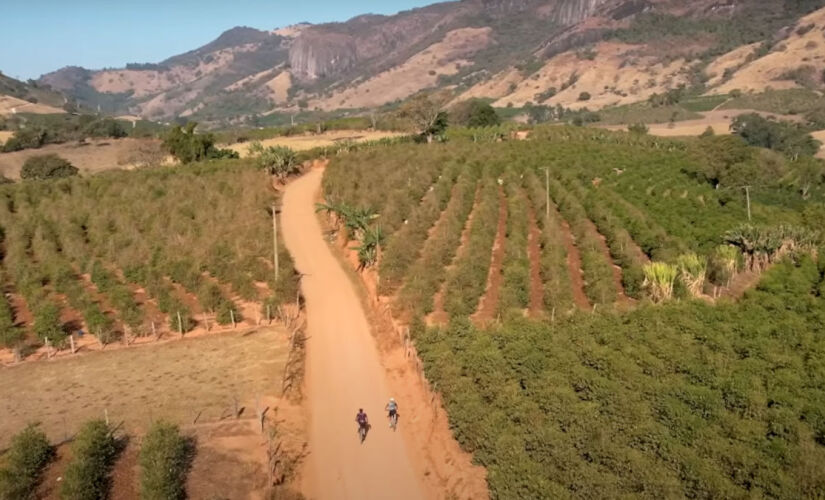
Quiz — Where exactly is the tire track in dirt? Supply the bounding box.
[526,203,544,318]
[472,185,507,324]
[428,185,480,326]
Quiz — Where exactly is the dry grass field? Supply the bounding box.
[225,129,404,156]
[0,130,12,143]
[0,137,165,179]
[0,326,289,448]
[814,130,825,159]
[0,95,65,116]
[600,109,806,137]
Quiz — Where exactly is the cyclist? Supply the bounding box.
[385,397,398,427]
[355,408,369,433]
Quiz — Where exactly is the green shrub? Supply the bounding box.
[32,302,64,345]
[1,127,47,152]
[578,92,592,101]
[628,122,649,135]
[449,99,501,128]
[139,421,192,500]
[20,154,78,180]
[248,142,299,179]
[60,420,118,500]
[216,301,241,325]
[0,424,54,499]
[82,118,127,139]
[162,122,239,164]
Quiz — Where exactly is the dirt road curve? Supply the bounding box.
[281,168,425,500]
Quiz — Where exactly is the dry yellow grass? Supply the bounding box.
[600,110,803,137]
[813,130,825,159]
[0,95,65,116]
[225,129,404,156]
[491,42,692,110]
[266,71,292,103]
[0,137,164,179]
[312,28,490,110]
[0,326,289,447]
[704,43,760,87]
[0,130,13,143]
[454,67,523,105]
[712,7,825,94]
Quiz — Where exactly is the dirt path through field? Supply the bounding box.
[526,204,544,317]
[280,168,425,499]
[472,186,507,323]
[559,217,591,310]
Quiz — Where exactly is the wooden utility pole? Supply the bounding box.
[272,204,280,282]
[744,186,752,222]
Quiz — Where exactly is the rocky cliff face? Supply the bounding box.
[551,0,611,25]
[289,33,358,80]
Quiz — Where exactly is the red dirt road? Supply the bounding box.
[281,168,425,500]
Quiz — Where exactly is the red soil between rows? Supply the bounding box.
[472,185,508,324]
[526,203,544,318]
[428,184,480,326]
[583,217,630,303]
[558,215,591,310]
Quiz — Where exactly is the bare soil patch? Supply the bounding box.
[0,326,290,448]
[472,186,507,324]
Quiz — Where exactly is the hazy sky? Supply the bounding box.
[2,0,437,80]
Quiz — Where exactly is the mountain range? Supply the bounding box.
[21,0,825,124]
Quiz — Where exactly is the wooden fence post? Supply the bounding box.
[177,312,183,337]
[230,309,236,329]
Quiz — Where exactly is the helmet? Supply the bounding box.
[389,397,395,402]
[359,408,363,412]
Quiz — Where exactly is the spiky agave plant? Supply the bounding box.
[643,262,678,303]
[676,253,707,297]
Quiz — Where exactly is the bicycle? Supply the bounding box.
[358,422,370,443]
[389,410,398,431]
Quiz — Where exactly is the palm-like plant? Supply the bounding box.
[643,262,678,303]
[725,224,819,271]
[249,142,299,180]
[677,253,707,297]
[355,226,385,269]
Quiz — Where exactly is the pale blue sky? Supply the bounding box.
[1,0,437,80]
